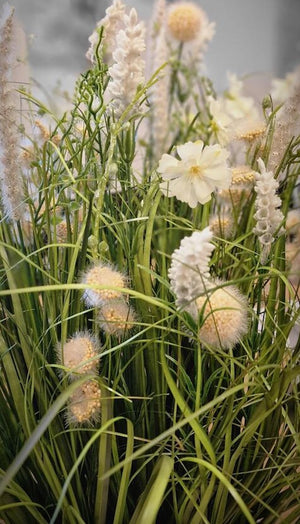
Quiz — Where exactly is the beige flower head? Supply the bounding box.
[99,299,136,337]
[57,332,100,378]
[67,380,101,426]
[167,2,205,42]
[209,214,234,239]
[196,283,248,349]
[82,262,127,307]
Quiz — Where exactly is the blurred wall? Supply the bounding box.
[7,0,300,102]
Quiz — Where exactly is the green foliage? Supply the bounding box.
[0,11,300,524]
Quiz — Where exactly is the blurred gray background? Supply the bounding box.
[4,0,300,105]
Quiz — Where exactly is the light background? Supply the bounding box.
[5,0,300,104]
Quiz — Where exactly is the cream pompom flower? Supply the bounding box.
[56,332,100,379]
[196,283,248,349]
[158,140,231,208]
[167,2,204,43]
[81,262,127,307]
[66,380,101,426]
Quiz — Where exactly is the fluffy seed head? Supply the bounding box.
[82,263,127,307]
[196,283,248,349]
[231,166,256,186]
[67,380,101,425]
[209,214,233,239]
[99,299,136,336]
[57,332,100,378]
[167,2,204,42]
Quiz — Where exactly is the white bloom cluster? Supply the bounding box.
[271,67,300,105]
[106,8,145,117]
[168,227,215,315]
[86,0,126,64]
[253,158,284,262]
[208,74,265,145]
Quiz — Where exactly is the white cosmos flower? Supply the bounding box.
[157,140,231,208]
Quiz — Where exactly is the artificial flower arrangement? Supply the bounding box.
[0,1,299,522]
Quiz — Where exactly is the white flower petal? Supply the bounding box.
[157,154,179,173]
[177,141,204,162]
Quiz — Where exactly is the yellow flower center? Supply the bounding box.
[189,165,203,177]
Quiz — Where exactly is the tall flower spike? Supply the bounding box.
[253,158,284,263]
[151,27,170,160]
[0,4,25,220]
[86,0,126,64]
[106,8,145,117]
[168,227,215,316]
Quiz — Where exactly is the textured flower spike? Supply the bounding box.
[66,380,101,426]
[106,7,145,117]
[196,281,248,349]
[218,165,255,208]
[82,262,127,307]
[0,4,25,221]
[158,140,231,208]
[168,227,215,316]
[151,27,170,159]
[253,158,284,263]
[98,299,136,337]
[57,332,100,379]
[86,0,126,64]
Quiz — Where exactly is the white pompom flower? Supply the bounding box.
[157,140,231,208]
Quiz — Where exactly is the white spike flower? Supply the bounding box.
[253,158,284,262]
[106,8,145,117]
[86,0,126,64]
[168,227,215,316]
[158,140,231,208]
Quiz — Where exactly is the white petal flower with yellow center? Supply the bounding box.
[157,140,231,208]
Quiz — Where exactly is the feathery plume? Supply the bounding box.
[0,4,25,220]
